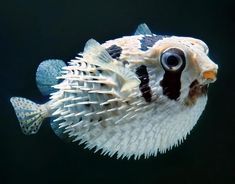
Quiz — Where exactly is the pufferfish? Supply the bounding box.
[10,23,218,159]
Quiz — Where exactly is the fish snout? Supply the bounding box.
[200,61,218,83]
[198,56,218,83]
[202,69,217,82]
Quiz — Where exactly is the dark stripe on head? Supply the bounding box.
[160,72,182,100]
[135,65,152,102]
[160,48,186,100]
[140,35,166,51]
[106,45,122,59]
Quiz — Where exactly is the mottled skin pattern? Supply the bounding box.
[48,34,217,159]
[10,25,218,159]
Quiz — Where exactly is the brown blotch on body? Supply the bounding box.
[185,80,208,106]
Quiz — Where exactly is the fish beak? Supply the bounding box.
[202,69,217,82]
[196,54,218,83]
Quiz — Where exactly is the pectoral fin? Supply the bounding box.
[83,39,140,92]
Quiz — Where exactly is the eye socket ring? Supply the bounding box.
[160,48,186,72]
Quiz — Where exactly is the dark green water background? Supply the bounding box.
[0,0,234,183]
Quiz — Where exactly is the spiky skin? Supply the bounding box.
[46,34,216,159]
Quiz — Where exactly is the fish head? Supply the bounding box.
[148,36,218,103]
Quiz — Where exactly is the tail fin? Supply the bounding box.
[10,97,49,135]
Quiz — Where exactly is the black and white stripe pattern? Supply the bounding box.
[106,45,122,59]
[140,35,166,51]
[135,65,152,102]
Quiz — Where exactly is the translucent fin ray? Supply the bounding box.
[10,97,49,135]
[134,23,152,35]
[83,39,140,92]
[36,59,66,96]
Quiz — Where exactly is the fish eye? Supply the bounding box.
[160,48,186,72]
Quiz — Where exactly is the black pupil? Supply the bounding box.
[166,55,179,67]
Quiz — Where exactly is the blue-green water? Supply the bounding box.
[0,0,234,184]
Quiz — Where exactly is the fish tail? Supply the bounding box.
[10,97,50,135]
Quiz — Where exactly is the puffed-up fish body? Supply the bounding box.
[10,24,218,159]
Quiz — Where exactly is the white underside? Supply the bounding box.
[69,95,207,159]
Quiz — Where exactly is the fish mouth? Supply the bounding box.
[189,80,208,95]
[185,80,208,106]
[202,70,217,83]
[184,80,209,106]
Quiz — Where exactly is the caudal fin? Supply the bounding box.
[10,97,49,135]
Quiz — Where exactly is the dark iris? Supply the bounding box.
[166,55,180,67]
[160,48,186,72]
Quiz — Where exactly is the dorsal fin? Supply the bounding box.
[83,39,140,92]
[134,23,152,35]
